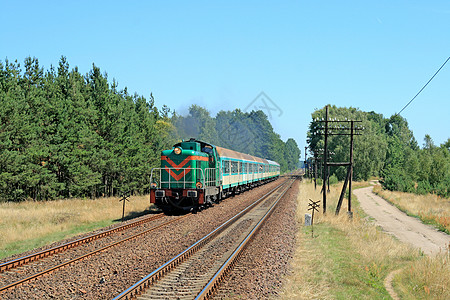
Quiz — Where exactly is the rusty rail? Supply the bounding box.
[0,213,165,273]
[196,179,294,299]
[0,214,188,293]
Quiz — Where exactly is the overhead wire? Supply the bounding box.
[396,56,450,116]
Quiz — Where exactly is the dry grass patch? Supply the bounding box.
[395,249,450,300]
[373,185,450,233]
[0,196,153,259]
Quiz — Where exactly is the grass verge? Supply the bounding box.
[280,180,450,299]
[0,195,154,260]
[394,250,450,300]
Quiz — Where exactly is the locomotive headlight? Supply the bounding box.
[174,147,182,155]
[196,182,203,189]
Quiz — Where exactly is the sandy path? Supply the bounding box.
[354,186,449,256]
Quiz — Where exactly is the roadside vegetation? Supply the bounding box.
[307,105,450,198]
[281,181,449,300]
[373,185,450,234]
[0,195,152,260]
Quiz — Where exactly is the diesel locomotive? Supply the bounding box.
[150,138,280,211]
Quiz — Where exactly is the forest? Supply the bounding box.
[0,56,300,202]
[307,105,450,198]
[171,105,301,173]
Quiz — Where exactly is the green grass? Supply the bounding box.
[302,224,393,299]
[0,219,115,260]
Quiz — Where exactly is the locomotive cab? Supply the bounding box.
[150,139,220,211]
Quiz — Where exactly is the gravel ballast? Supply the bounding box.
[1,179,297,299]
[214,179,299,299]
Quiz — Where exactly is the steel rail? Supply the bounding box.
[112,179,290,300]
[0,214,188,293]
[196,178,295,299]
[0,213,165,273]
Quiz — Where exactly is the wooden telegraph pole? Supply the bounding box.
[304,146,308,177]
[314,153,318,190]
[348,120,354,213]
[322,106,329,213]
[315,105,363,216]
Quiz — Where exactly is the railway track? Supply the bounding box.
[0,212,166,274]
[0,212,189,293]
[114,178,295,300]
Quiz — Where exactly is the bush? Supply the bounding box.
[416,180,432,195]
[382,168,415,193]
[434,179,450,198]
[329,174,339,185]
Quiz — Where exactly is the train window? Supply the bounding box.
[222,161,230,175]
[231,161,238,174]
[238,162,242,173]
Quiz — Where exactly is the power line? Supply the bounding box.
[397,56,450,116]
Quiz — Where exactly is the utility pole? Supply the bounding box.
[348,120,354,213]
[314,106,363,216]
[328,165,331,192]
[322,106,328,213]
[314,153,318,190]
[304,146,308,177]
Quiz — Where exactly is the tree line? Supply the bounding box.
[0,56,300,202]
[172,105,301,172]
[307,105,450,198]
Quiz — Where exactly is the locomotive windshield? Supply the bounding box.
[202,145,213,154]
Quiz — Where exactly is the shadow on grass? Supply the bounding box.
[113,205,163,222]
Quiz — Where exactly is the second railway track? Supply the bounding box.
[0,212,189,293]
[114,177,296,300]
[0,212,167,273]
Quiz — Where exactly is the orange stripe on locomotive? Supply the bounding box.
[160,155,209,187]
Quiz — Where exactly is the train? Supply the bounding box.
[150,138,280,212]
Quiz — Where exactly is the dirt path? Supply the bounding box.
[354,186,449,256]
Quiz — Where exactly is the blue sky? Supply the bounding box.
[1,1,449,156]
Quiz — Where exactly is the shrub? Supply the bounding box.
[416,180,432,195]
[329,174,339,185]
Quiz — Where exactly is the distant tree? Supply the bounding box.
[285,138,300,171]
[307,106,449,197]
